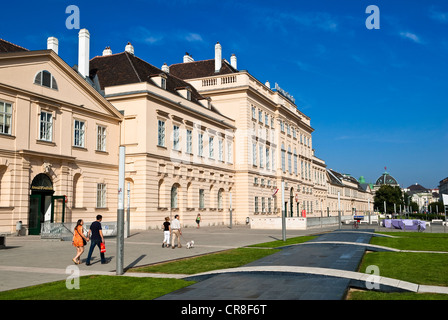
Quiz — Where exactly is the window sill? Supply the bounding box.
[36,139,56,146]
[0,133,15,140]
[72,145,87,151]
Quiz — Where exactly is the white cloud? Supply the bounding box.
[429,6,448,23]
[185,33,203,42]
[399,31,423,44]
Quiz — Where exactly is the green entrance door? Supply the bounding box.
[29,194,42,235]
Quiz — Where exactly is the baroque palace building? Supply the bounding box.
[0,31,373,234]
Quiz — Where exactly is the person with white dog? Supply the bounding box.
[171,214,182,249]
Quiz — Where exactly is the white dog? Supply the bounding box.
[186,240,195,249]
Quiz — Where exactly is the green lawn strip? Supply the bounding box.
[348,290,448,300]
[371,232,448,251]
[359,251,448,286]
[131,247,281,274]
[0,275,194,300]
[248,235,317,248]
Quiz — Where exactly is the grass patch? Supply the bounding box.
[0,275,194,300]
[359,252,448,286]
[132,247,280,274]
[348,289,448,300]
[248,235,317,248]
[372,232,448,251]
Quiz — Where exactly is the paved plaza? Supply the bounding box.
[1,223,448,299]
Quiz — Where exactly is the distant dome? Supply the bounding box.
[375,171,398,186]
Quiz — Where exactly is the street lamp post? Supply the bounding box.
[116,146,125,275]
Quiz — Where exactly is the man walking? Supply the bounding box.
[171,214,182,249]
[86,215,106,265]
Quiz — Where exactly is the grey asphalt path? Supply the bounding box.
[157,229,376,300]
[0,225,333,292]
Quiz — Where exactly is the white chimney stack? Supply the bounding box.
[125,42,134,55]
[161,63,170,73]
[102,46,112,56]
[230,54,237,69]
[47,37,59,55]
[78,28,90,78]
[215,42,222,73]
[183,52,194,63]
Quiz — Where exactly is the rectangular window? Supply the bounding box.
[266,148,270,170]
[294,154,298,175]
[0,101,12,135]
[186,129,192,153]
[199,189,205,209]
[97,125,106,151]
[158,120,165,147]
[262,197,265,213]
[173,125,180,150]
[39,111,53,141]
[258,110,263,122]
[259,145,264,168]
[74,120,85,147]
[96,183,106,208]
[209,136,214,158]
[218,139,223,161]
[227,140,233,163]
[254,196,259,213]
[198,133,204,156]
[252,106,256,119]
[252,143,257,166]
[281,149,286,173]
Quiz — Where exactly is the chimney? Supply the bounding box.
[215,42,222,73]
[102,46,112,56]
[161,63,170,73]
[47,37,59,55]
[125,42,134,55]
[78,28,90,78]
[183,52,194,63]
[230,54,237,69]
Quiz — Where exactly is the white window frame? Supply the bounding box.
[173,125,180,151]
[0,101,12,135]
[186,129,192,154]
[39,111,53,142]
[96,125,106,151]
[96,183,107,208]
[74,119,86,148]
[158,120,165,147]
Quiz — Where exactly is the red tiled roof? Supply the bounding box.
[89,52,206,104]
[0,38,29,53]
[169,59,237,80]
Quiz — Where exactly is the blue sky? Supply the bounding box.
[2,0,448,189]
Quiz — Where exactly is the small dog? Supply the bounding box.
[186,240,195,249]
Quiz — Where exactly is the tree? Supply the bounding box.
[374,185,403,214]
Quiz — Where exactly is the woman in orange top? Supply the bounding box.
[72,219,89,264]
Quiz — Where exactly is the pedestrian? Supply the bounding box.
[171,214,182,249]
[162,216,171,248]
[72,219,89,264]
[195,213,201,228]
[86,215,106,265]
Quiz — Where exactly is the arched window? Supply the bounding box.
[217,188,224,210]
[171,184,178,209]
[34,70,58,90]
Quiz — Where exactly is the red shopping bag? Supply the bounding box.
[100,242,106,253]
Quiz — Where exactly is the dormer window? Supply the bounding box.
[34,70,58,90]
[150,73,167,90]
[176,86,192,101]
